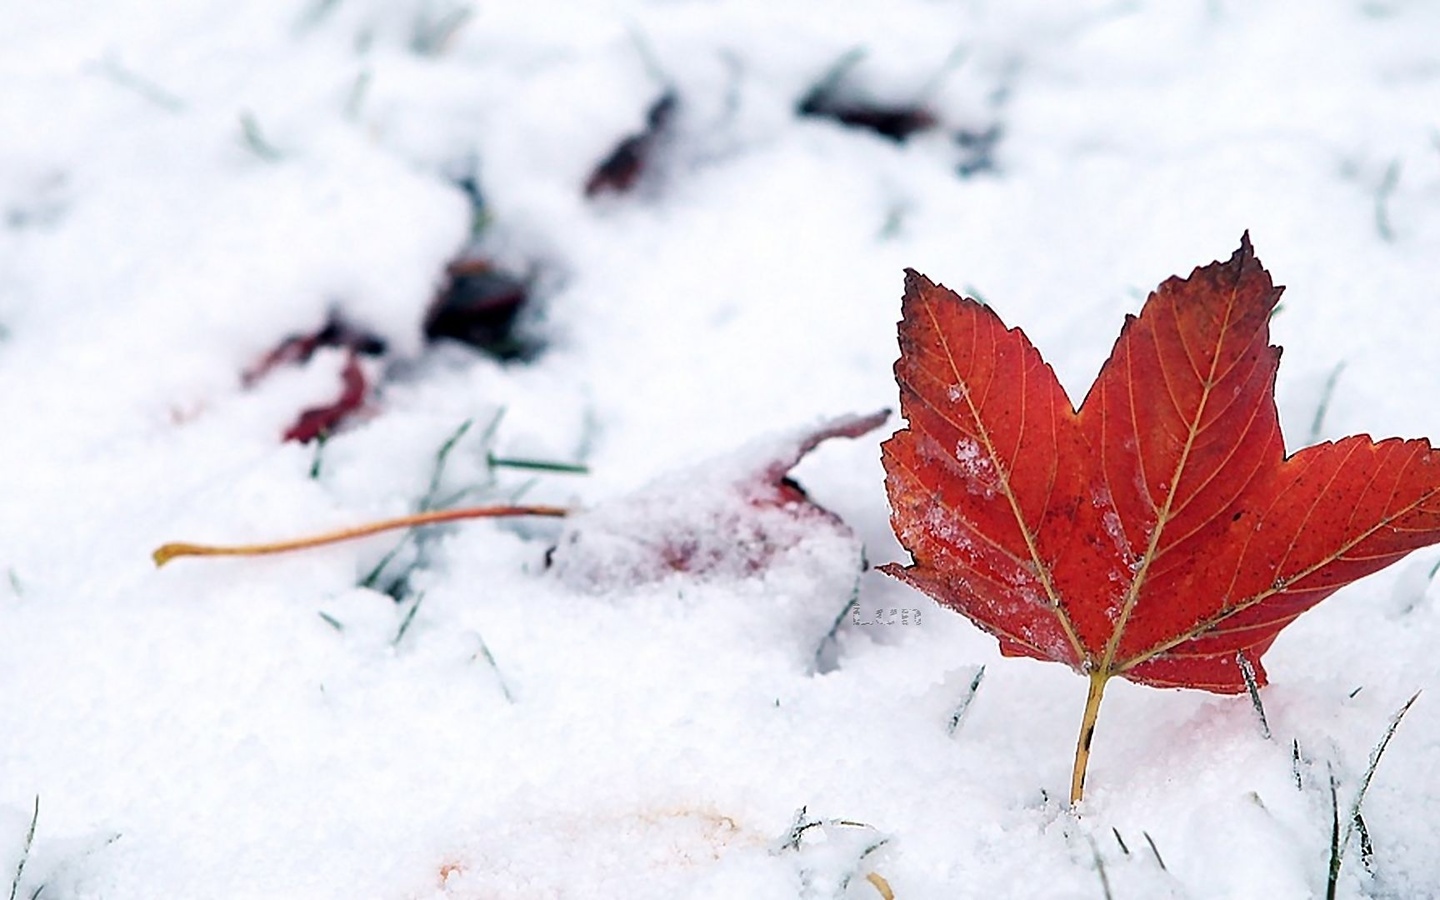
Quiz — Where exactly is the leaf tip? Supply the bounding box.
[900,268,996,332]
[1228,231,1278,291]
[875,561,904,580]
[901,267,933,296]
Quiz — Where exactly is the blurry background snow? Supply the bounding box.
[2,1,1439,897]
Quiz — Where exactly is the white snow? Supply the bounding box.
[3,1,1440,897]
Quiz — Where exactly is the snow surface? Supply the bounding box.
[3,1,1440,897]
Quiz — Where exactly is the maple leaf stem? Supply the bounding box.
[1071,670,1111,806]
[151,504,569,567]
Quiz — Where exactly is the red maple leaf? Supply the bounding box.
[881,235,1440,803]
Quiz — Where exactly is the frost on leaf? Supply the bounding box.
[881,235,1440,801]
[549,411,887,590]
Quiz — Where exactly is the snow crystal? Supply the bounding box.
[953,436,1002,499]
[954,438,987,471]
[1093,484,1139,577]
[922,503,973,553]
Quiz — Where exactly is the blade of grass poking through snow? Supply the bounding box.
[947,665,986,736]
[308,432,329,479]
[95,55,186,112]
[776,806,816,853]
[812,562,863,673]
[425,419,474,510]
[471,634,514,703]
[1346,692,1421,842]
[1374,159,1400,243]
[152,505,568,566]
[361,418,475,590]
[915,41,970,102]
[1327,692,1420,897]
[775,807,874,854]
[410,4,472,55]
[296,0,342,30]
[239,111,283,162]
[1327,769,1342,900]
[9,796,37,900]
[344,69,371,120]
[1085,833,1114,900]
[1238,651,1271,738]
[1307,362,1346,444]
[486,453,589,474]
[1143,832,1166,871]
[392,592,425,647]
[839,836,890,896]
[1355,811,1374,873]
[480,408,592,479]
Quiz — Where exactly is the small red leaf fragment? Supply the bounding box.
[797,52,936,143]
[800,96,936,143]
[242,314,385,443]
[424,257,534,360]
[584,91,677,197]
[242,313,386,387]
[282,351,369,443]
[551,411,888,588]
[882,234,1440,801]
